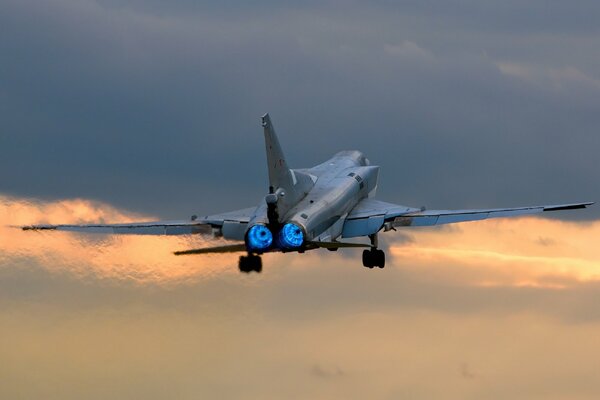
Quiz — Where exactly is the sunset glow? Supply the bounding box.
[2,195,598,288]
[0,195,240,284]
[390,217,600,288]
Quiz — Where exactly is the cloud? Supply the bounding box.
[1,0,598,221]
[3,193,600,399]
[310,364,346,379]
[0,195,241,284]
[459,362,477,379]
[2,194,598,288]
[383,41,434,61]
[390,217,600,288]
[497,61,600,91]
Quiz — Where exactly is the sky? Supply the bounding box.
[1,0,600,399]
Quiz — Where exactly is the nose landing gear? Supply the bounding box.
[362,234,386,269]
[239,254,262,273]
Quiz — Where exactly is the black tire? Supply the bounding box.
[252,256,263,273]
[376,249,385,269]
[238,256,251,273]
[362,250,372,268]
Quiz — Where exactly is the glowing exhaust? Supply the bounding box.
[246,224,273,251]
[279,223,304,249]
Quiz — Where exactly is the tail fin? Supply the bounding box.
[262,113,290,191]
[261,113,315,220]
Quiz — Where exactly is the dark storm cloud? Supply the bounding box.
[1,0,598,219]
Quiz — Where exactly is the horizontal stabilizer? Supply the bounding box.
[174,240,372,256]
[305,241,372,250]
[174,243,247,255]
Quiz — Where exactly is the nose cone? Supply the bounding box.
[246,224,273,251]
[279,223,304,249]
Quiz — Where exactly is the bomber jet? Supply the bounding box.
[23,114,593,273]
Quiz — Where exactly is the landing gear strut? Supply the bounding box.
[362,234,385,269]
[239,254,262,273]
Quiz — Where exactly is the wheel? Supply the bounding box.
[363,249,385,269]
[376,249,385,269]
[240,255,262,273]
[251,255,263,273]
[362,250,373,268]
[239,256,251,273]
[362,250,369,267]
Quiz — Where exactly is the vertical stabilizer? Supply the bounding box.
[261,113,315,221]
[262,113,289,191]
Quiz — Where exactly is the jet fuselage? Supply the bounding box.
[245,151,379,253]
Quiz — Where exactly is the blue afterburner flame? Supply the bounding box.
[279,223,304,249]
[246,224,273,251]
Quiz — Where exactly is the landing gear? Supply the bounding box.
[362,234,385,269]
[239,254,262,273]
[362,249,385,269]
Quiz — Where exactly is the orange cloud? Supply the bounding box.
[2,194,598,287]
[0,195,240,284]
[389,217,600,288]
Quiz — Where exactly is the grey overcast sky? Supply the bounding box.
[1,0,598,218]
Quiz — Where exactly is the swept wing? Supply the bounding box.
[21,207,258,237]
[342,199,594,238]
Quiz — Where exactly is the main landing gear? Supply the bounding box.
[239,254,262,273]
[362,234,385,269]
[239,234,385,272]
[362,249,385,268]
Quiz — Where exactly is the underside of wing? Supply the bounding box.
[342,199,420,238]
[342,199,594,238]
[201,207,258,225]
[345,199,421,219]
[22,220,213,235]
[393,202,594,227]
[201,206,259,240]
[21,206,260,236]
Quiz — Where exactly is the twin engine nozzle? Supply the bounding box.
[246,223,304,252]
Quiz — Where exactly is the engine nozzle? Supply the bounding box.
[279,223,304,249]
[246,224,273,251]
